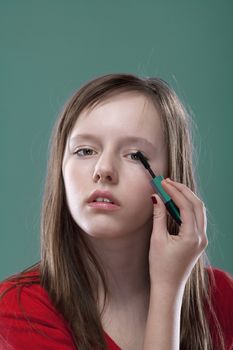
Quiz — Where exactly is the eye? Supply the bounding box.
[128,152,149,161]
[74,148,96,157]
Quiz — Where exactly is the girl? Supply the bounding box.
[0,74,232,350]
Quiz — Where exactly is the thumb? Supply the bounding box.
[151,194,167,235]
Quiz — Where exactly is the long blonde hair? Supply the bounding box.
[1,74,225,349]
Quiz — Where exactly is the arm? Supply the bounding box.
[143,178,208,349]
[143,286,184,350]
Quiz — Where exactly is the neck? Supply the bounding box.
[84,224,152,304]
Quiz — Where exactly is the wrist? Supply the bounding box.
[150,281,185,304]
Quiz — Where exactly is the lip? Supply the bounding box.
[88,202,120,211]
[87,190,120,206]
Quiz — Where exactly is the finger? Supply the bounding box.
[164,178,200,202]
[163,179,207,234]
[160,180,198,236]
[151,194,169,240]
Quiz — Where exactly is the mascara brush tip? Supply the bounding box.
[135,151,156,178]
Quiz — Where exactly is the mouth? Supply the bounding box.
[87,190,121,211]
[88,190,120,206]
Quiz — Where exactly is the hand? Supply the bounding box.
[149,178,208,292]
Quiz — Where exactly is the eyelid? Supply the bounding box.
[72,145,96,152]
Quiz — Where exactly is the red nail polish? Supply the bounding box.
[151,196,157,204]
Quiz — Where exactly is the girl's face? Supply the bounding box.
[62,92,168,239]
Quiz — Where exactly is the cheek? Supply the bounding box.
[124,173,154,214]
[63,163,88,207]
[151,154,168,179]
[129,169,155,196]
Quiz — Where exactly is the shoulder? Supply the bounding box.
[0,268,76,350]
[207,267,233,305]
[206,267,233,349]
[0,268,60,322]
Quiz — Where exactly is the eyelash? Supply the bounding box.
[73,148,149,161]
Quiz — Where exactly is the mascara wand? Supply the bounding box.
[135,151,182,227]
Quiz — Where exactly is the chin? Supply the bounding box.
[83,229,125,240]
[78,224,131,240]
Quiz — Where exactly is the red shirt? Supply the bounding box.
[0,268,232,350]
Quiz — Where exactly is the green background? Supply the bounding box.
[1,1,232,280]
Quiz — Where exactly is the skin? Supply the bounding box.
[62,92,208,350]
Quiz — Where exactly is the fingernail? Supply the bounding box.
[166,178,172,182]
[151,196,157,204]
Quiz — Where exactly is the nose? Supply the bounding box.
[92,153,118,184]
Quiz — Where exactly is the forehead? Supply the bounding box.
[69,92,164,146]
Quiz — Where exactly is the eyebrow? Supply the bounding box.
[69,133,157,150]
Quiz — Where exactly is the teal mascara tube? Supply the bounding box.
[135,151,182,227]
